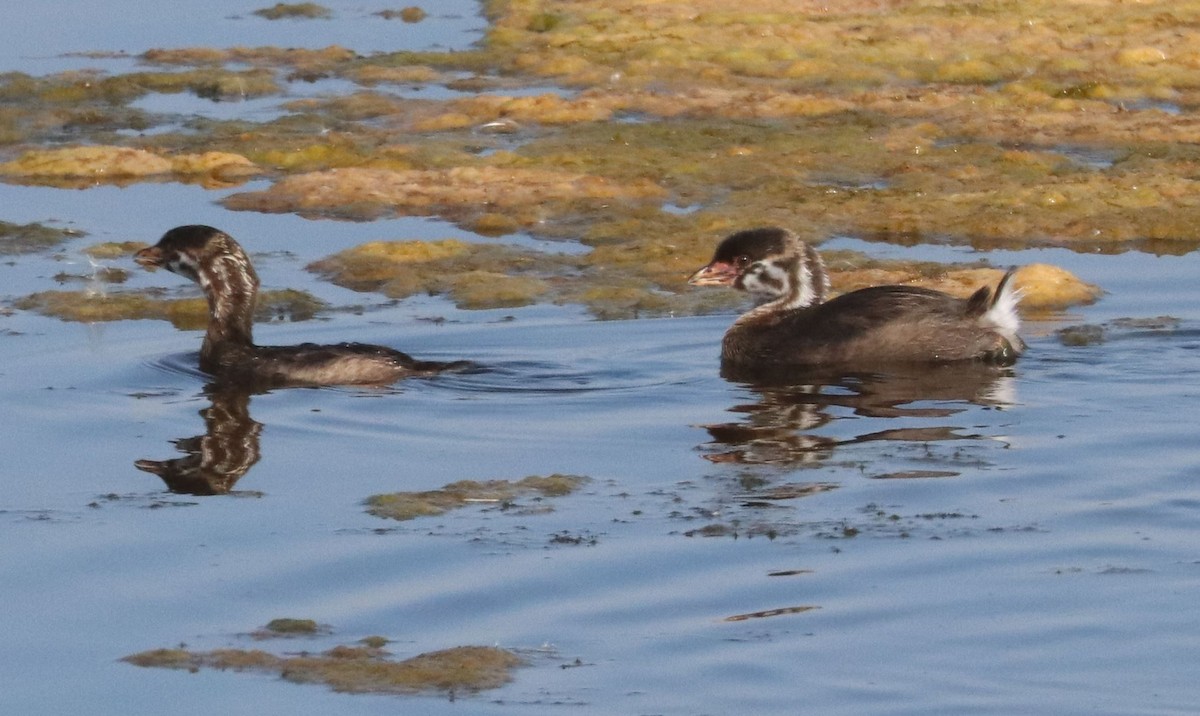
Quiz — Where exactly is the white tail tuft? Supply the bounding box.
[982,269,1022,341]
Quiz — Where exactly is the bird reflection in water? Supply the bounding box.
[135,383,262,495]
[702,362,1017,468]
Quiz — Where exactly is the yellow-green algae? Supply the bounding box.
[309,237,1098,316]
[0,146,261,187]
[308,240,559,309]
[14,288,326,327]
[262,617,321,635]
[365,474,588,521]
[0,67,280,105]
[221,166,667,222]
[377,7,428,23]
[253,3,332,20]
[81,241,146,260]
[123,639,523,696]
[0,221,80,255]
[14,0,1200,313]
[140,46,357,69]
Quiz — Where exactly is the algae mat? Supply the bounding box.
[9,1,1190,314]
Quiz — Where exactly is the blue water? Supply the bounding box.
[3,4,1200,715]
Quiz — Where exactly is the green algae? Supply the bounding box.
[123,648,196,670]
[253,3,331,20]
[1059,315,1182,346]
[377,7,427,23]
[19,0,1200,314]
[305,231,1097,316]
[81,241,145,260]
[0,146,261,187]
[221,165,666,223]
[307,237,730,316]
[0,67,279,106]
[124,640,523,696]
[1058,324,1106,347]
[365,474,588,522]
[13,291,167,323]
[53,267,130,286]
[263,618,320,635]
[13,288,327,327]
[0,221,79,255]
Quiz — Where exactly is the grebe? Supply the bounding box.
[135,225,466,387]
[688,227,1024,369]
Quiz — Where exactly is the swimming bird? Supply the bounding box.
[135,225,466,387]
[688,227,1024,369]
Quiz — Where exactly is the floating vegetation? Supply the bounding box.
[724,605,819,622]
[53,267,129,285]
[222,166,666,223]
[8,0,1165,316]
[365,474,588,522]
[871,470,960,480]
[377,7,427,23]
[0,147,261,187]
[124,635,523,696]
[738,482,838,502]
[1059,315,1182,346]
[1110,315,1181,331]
[309,236,1097,316]
[81,241,146,260]
[140,46,356,69]
[0,67,280,108]
[0,221,80,255]
[13,287,326,327]
[678,496,997,542]
[253,3,331,20]
[308,239,558,309]
[251,618,327,638]
[1058,324,1106,347]
[548,530,600,546]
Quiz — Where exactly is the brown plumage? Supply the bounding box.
[689,227,1025,370]
[135,225,467,388]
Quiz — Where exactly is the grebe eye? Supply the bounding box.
[734,255,750,268]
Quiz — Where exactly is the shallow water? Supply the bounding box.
[4,5,1200,716]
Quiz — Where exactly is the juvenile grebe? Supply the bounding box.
[688,227,1024,368]
[135,225,466,387]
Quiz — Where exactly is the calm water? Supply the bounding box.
[3,5,1200,716]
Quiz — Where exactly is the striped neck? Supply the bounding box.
[736,240,829,321]
[194,249,259,352]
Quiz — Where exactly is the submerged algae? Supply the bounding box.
[13,287,326,328]
[365,474,588,522]
[0,221,80,255]
[124,638,523,696]
[254,618,325,638]
[253,3,332,20]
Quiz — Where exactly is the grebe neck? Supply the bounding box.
[735,242,828,325]
[197,251,259,353]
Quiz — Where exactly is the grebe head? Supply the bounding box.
[688,227,829,309]
[135,225,256,288]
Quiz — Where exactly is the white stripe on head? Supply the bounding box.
[166,253,201,281]
[739,250,825,310]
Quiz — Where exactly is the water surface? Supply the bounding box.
[2,4,1199,715]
